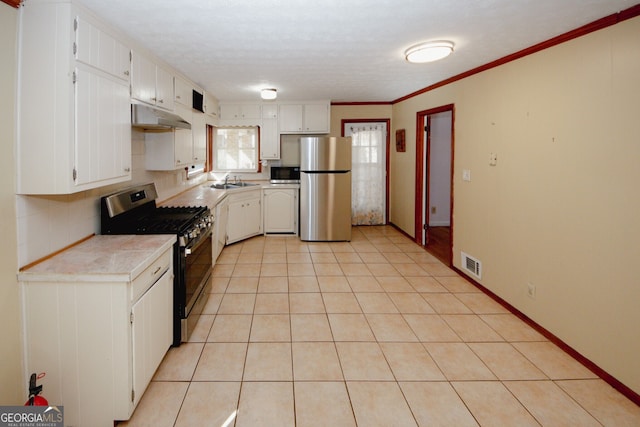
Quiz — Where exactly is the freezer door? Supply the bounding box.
[300,137,352,171]
[300,171,352,241]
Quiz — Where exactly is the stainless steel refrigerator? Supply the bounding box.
[300,136,352,241]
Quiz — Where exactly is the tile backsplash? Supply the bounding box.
[16,129,206,268]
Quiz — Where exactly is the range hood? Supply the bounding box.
[131,104,191,130]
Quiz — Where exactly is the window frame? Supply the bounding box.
[210,126,261,173]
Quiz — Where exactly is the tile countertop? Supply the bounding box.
[18,234,176,283]
[160,181,300,209]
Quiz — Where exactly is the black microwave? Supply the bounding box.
[270,166,300,183]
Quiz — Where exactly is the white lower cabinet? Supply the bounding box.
[214,196,228,261]
[21,245,173,426]
[131,268,172,408]
[226,189,262,244]
[264,188,298,234]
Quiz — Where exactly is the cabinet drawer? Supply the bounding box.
[131,248,172,302]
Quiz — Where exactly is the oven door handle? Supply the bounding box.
[185,229,212,256]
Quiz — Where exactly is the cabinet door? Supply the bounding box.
[220,103,261,120]
[240,104,262,119]
[131,269,172,407]
[75,16,130,81]
[174,128,193,167]
[75,66,132,186]
[219,104,241,120]
[155,66,174,110]
[226,199,246,244]
[214,197,229,260]
[174,76,192,106]
[262,104,278,119]
[303,104,330,133]
[192,112,207,163]
[131,51,156,105]
[226,192,262,244]
[203,92,219,118]
[245,197,262,236]
[264,189,296,233]
[279,104,303,133]
[260,118,279,159]
[174,104,193,167]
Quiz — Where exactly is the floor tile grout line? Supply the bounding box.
[202,228,604,426]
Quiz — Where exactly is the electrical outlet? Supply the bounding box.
[431,206,436,214]
[462,169,471,181]
[527,282,536,299]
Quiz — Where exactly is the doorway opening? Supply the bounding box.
[342,119,391,225]
[415,105,454,265]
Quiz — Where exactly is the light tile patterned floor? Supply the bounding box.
[120,226,640,426]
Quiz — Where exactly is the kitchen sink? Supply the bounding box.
[210,183,237,190]
[210,182,260,190]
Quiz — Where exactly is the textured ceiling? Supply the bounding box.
[74,0,635,102]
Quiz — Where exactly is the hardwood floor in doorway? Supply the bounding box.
[427,226,451,265]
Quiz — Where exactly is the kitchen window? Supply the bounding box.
[212,126,260,172]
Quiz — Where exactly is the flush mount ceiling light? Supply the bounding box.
[405,40,454,63]
[261,88,277,100]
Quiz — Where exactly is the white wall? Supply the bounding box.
[390,16,640,395]
[0,2,23,404]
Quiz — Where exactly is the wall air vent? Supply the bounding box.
[461,251,482,280]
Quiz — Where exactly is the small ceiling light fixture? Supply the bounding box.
[261,88,277,100]
[405,40,454,63]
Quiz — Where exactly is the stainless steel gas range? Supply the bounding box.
[100,183,213,346]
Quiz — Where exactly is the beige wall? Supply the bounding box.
[391,17,640,394]
[0,3,23,404]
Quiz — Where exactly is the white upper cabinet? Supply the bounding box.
[174,75,192,107]
[203,91,219,119]
[17,1,132,194]
[278,104,303,132]
[75,16,130,81]
[279,102,330,133]
[155,66,175,111]
[145,104,194,170]
[75,67,132,186]
[260,104,279,159]
[219,103,262,123]
[191,112,207,164]
[131,51,175,111]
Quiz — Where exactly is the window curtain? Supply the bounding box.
[347,123,386,225]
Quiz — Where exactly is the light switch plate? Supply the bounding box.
[462,169,471,181]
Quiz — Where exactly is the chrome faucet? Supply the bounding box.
[224,173,230,185]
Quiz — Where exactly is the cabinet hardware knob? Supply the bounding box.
[124,70,129,76]
[124,167,131,172]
